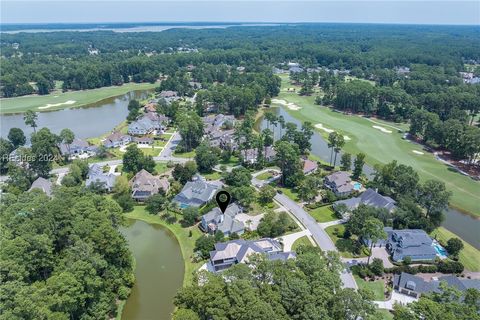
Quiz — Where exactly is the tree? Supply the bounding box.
[183,207,199,226]
[231,185,256,208]
[59,128,75,156]
[194,235,216,259]
[0,138,14,174]
[328,131,339,166]
[418,179,451,216]
[362,218,387,265]
[274,140,302,188]
[259,185,276,205]
[122,144,154,173]
[333,134,345,167]
[224,166,251,187]
[352,153,365,179]
[8,128,26,148]
[29,128,59,177]
[297,175,318,203]
[177,110,204,151]
[173,161,198,184]
[340,153,352,171]
[370,258,384,276]
[446,238,464,256]
[257,212,294,238]
[145,194,167,214]
[23,110,38,133]
[194,143,220,173]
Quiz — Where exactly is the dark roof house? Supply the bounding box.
[302,159,318,175]
[324,171,354,196]
[103,132,132,148]
[334,188,396,213]
[209,238,295,272]
[394,272,480,299]
[200,203,245,236]
[173,174,220,208]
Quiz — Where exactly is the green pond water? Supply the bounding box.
[120,219,184,320]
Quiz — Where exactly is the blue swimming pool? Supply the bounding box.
[353,182,362,191]
[433,242,448,257]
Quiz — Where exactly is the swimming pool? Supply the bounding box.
[353,182,362,191]
[433,241,448,258]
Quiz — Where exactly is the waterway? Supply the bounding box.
[257,106,480,249]
[0,90,149,139]
[120,219,184,320]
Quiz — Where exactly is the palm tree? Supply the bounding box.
[333,135,345,167]
[328,131,338,166]
[24,110,38,133]
[278,115,285,139]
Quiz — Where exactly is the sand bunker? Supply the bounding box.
[372,125,392,134]
[314,123,334,133]
[271,98,302,110]
[412,150,424,155]
[38,100,76,110]
[344,136,351,141]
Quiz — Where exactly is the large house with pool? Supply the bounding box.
[368,227,439,262]
[173,174,221,208]
[333,188,396,216]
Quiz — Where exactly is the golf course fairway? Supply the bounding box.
[276,76,480,217]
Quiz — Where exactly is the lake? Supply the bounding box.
[120,219,184,320]
[0,90,149,140]
[257,106,480,249]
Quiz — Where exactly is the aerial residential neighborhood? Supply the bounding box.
[1,2,479,320]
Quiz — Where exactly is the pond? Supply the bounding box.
[120,219,184,320]
[0,90,150,140]
[257,106,480,250]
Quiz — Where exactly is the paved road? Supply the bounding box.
[274,193,358,289]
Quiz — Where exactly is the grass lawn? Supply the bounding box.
[153,139,168,147]
[354,276,385,301]
[277,187,299,201]
[219,156,240,167]
[174,150,196,158]
[140,147,161,157]
[1,82,158,114]
[308,205,338,223]
[430,227,480,272]
[292,235,314,250]
[203,171,222,180]
[125,206,203,286]
[154,162,169,175]
[274,74,480,217]
[256,172,274,180]
[325,224,367,258]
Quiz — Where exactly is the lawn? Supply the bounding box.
[1,82,158,114]
[325,224,367,258]
[430,227,480,272]
[125,206,203,286]
[354,276,385,301]
[174,150,196,158]
[292,235,314,250]
[256,172,274,180]
[219,156,240,167]
[154,162,169,175]
[277,187,299,201]
[376,309,394,320]
[203,171,222,180]
[308,205,338,223]
[140,147,161,157]
[274,74,480,216]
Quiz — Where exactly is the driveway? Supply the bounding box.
[277,229,312,252]
[235,213,264,231]
[374,291,418,310]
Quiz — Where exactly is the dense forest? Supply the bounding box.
[0,188,134,319]
[1,24,479,96]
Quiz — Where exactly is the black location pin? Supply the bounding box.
[215,190,231,214]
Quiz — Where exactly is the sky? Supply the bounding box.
[1,1,479,25]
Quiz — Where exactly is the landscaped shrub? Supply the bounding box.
[438,260,464,274]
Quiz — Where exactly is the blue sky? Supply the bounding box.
[1,1,479,25]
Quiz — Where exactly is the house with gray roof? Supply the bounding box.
[209,238,296,272]
[393,272,480,299]
[371,227,437,262]
[59,138,97,158]
[200,203,245,236]
[334,188,396,214]
[128,116,156,135]
[85,164,117,192]
[241,146,276,164]
[173,174,220,208]
[103,132,132,148]
[130,169,169,201]
[28,177,53,197]
[324,171,354,196]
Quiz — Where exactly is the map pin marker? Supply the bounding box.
[215,190,231,214]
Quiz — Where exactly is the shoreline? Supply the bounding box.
[0,82,157,115]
